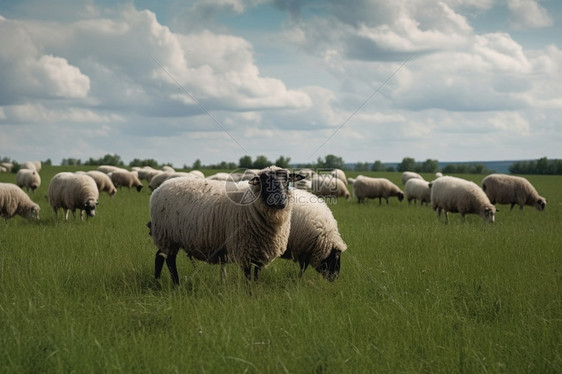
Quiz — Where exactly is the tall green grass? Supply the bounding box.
[1,167,560,373]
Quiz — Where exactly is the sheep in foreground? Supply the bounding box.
[481,174,546,211]
[282,189,347,281]
[430,176,495,223]
[110,170,143,192]
[85,171,117,197]
[16,169,41,192]
[404,178,431,206]
[0,183,40,221]
[401,171,424,185]
[48,172,99,220]
[354,176,404,204]
[311,175,350,200]
[148,166,304,284]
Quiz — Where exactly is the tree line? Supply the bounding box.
[2,155,561,175]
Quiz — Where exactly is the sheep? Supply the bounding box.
[189,170,205,179]
[429,176,495,223]
[296,168,316,180]
[148,172,196,191]
[20,161,41,172]
[206,172,231,181]
[97,165,127,174]
[347,177,356,185]
[0,183,40,221]
[0,162,13,172]
[401,171,424,185]
[162,165,175,173]
[331,168,348,184]
[353,176,404,204]
[311,175,350,200]
[85,170,117,197]
[404,178,431,206]
[48,172,99,220]
[281,189,347,281]
[481,174,546,211]
[16,169,41,192]
[0,166,7,173]
[110,170,143,192]
[148,166,304,284]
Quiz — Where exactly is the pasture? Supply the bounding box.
[1,167,560,373]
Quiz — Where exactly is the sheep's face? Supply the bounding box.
[315,248,341,281]
[534,198,546,211]
[481,205,496,223]
[397,192,405,201]
[250,169,304,209]
[84,199,99,217]
[25,205,40,220]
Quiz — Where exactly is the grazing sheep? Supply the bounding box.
[149,166,304,284]
[311,175,350,200]
[0,162,13,172]
[20,161,41,172]
[282,189,347,281]
[0,183,40,221]
[331,168,348,185]
[0,166,7,173]
[97,165,127,174]
[347,177,356,185]
[148,172,196,191]
[206,172,231,181]
[110,170,143,192]
[481,174,546,211]
[401,171,424,185]
[16,169,41,192]
[354,176,404,204]
[85,171,117,197]
[48,172,99,220]
[162,165,175,173]
[430,176,495,223]
[296,168,316,180]
[404,178,431,206]
[435,172,443,178]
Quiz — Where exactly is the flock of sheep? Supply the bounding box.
[0,161,547,283]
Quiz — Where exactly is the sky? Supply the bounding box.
[1,0,561,167]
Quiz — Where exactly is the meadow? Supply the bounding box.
[1,166,560,373]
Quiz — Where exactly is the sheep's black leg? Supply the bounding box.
[166,253,179,285]
[253,265,261,282]
[244,264,261,282]
[155,250,165,279]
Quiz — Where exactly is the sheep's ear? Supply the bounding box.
[289,173,306,182]
[248,176,260,185]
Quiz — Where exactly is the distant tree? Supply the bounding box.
[317,154,345,170]
[84,153,124,166]
[354,162,370,172]
[239,155,253,169]
[442,163,491,174]
[420,159,439,173]
[253,155,271,169]
[192,159,202,170]
[371,160,385,172]
[509,157,562,175]
[129,158,158,168]
[61,158,82,166]
[397,157,418,172]
[43,159,52,166]
[275,156,291,169]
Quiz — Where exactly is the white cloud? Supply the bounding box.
[508,0,553,29]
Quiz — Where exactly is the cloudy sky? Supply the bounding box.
[1,0,561,167]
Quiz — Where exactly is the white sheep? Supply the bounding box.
[206,172,231,181]
[189,170,205,179]
[281,189,347,281]
[162,165,175,173]
[331,168,348,185]
[404,178,431,206]
[110,170,144,192]
[20,161,41,172]
[16,169,41,192]
[85,170,117,197]
[401,171,424,185]
[430,176,496,223]
[0,183,40,221]
[48,172,99,220]
[0,162,13,172]
[148,172,196,191]
[148,166,304,284]
[311,175,350,200]
[481,174,546,211]
[353,176,404,204]
[97,165,127,174]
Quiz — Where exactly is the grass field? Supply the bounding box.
[1,167,560,373]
